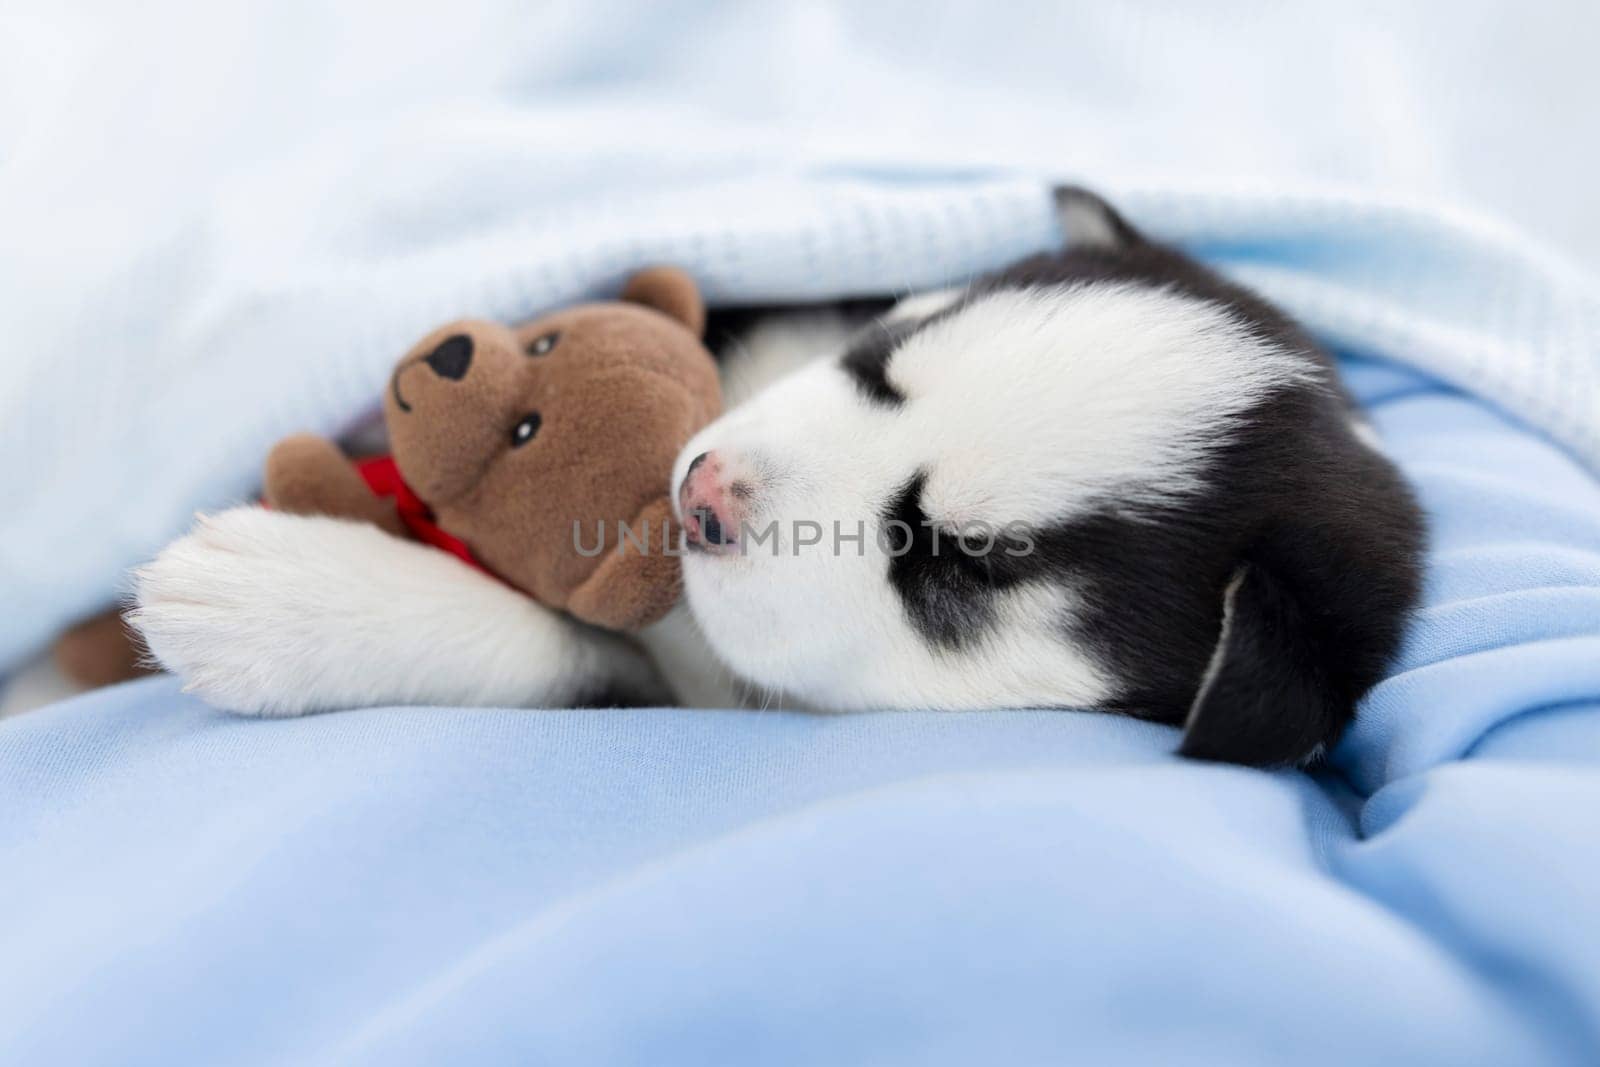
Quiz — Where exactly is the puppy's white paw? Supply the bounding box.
[131,507,660,715]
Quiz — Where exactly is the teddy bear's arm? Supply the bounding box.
[565,496,684,632]
[264,433,407,539]
[52,606,153,688]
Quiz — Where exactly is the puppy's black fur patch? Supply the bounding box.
[703,299,894,364]
[882,472,1036,648]
[841,320,917,407]
[872,187,1425,766]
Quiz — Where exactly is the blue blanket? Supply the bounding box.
[5,357,1598,1065]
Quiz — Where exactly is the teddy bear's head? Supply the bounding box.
[383,267,721,629]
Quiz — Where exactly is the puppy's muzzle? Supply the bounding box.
[678,450,745,553]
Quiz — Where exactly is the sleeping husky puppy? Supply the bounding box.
[133,189,1424,767]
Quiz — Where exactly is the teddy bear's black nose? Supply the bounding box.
[424,334,474,381]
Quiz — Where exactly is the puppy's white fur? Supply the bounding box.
[897,285,1318,523]
[716,307,866,409]
[133,508,662,715]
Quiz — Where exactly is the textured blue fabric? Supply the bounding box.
[4,361,1598,1066]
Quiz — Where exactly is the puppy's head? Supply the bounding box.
[674,189,1423,765]
[674,283,1282,708]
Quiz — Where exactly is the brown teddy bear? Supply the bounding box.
[52,266,721,687]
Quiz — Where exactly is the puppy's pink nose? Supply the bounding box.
[679,451,741,550]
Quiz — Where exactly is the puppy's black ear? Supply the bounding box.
[1179,562,1352,768]
[1053,186,1144,251]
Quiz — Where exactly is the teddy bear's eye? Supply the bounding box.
[511,412,541,447]
[527,332,559,356]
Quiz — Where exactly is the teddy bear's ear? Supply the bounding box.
[621,266,705,338]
